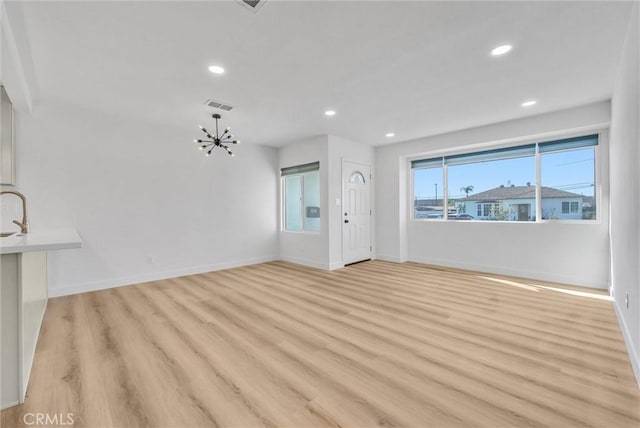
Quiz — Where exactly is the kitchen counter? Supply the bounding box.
[1,228,81,409]
[0,228,81,254]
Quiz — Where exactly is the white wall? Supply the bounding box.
[278,134,374,270]
[278,135,330,269]
[376,102,611,288]
[13,99,279,296]
[610,1,640,385]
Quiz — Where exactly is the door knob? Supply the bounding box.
[344,219,349,223]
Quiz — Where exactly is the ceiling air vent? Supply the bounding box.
[205,99,234,112]
[235,0,267,14]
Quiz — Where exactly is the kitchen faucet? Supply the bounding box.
[0,190,29,234]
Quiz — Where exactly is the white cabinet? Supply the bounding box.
[1,251,48,409]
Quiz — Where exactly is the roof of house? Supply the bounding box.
[464,186,583,201]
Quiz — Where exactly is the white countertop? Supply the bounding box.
[0,229,82,255]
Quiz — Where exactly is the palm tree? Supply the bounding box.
[460,185,474,197]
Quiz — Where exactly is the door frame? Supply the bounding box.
[341,159,372,266]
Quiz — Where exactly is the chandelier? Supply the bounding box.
[193,114,240,157]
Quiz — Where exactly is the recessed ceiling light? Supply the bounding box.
[521,100,537,107]
[208,65,225,74]
[491,45,512,56]
[325,110,336,116]
[385,132,395,137]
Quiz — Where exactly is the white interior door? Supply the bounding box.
[342,161,371,265]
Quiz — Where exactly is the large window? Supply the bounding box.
[281,162,320,232]
[412,134,598,222]
[448,154,535,222]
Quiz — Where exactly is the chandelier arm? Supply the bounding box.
[200,128,215,139]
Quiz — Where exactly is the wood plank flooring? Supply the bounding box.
[2,260,639,427]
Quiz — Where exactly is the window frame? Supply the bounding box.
[281,169,321,234]
[409,131,602,224]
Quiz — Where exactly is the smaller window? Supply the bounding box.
[571,201,579,213]
[477,205,482,216]
[561,201,580,215]
[413,165,443,219]
[349,171,366,184]
[281,162,320,232]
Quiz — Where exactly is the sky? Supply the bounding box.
[414,147,595,200]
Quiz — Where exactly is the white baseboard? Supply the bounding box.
[329,262,344,270]
[279,255,331,271]
[375,254,405,263]
[49,255,279,297]
[613,300,640,388]
[1,401,19,411]
[408,255,608,289]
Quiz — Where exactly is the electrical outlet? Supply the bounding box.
[625,292,629,309]
[145,255,155,265]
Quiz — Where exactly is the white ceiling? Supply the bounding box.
[15,0,633,146]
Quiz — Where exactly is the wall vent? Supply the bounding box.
[235,0,267,14]
[204,99,234,112]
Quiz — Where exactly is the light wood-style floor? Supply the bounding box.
[2,261,639,428]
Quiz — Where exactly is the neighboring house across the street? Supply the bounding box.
[460,185,586,220]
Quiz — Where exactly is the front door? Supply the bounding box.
[342,161,371,265]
